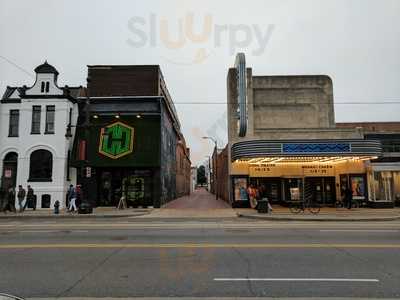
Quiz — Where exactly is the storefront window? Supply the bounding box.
[394,172,400,203]
[372,171,399,202]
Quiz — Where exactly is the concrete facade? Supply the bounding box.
[224,54,381,206]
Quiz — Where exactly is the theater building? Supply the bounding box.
[0,62,81,208]
[71,65,190,208]
[225,54,382,207]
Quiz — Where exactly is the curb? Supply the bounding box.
[237,213,400,222]
[0,212,151,220]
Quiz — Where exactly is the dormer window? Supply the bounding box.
[40,81,50,93]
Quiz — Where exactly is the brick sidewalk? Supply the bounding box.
[140,188,236,218]
[163,188,231,209]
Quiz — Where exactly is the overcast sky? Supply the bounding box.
[1,0,399,165]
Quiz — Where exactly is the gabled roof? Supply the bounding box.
[1,86,18,100]
[34,61,59,75]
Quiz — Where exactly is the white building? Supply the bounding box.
[0,62,80,209]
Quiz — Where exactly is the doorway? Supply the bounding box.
[305,177,336,206]
[97,168,154,207]
[1,152,18,190]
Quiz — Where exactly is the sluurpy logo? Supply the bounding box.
[127,13,275,65]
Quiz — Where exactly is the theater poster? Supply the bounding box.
[350,175,366,199]
[233,178,248,201]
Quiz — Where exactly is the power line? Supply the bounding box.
[172,101,400,105]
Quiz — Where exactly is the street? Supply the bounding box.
[0,216,400,299]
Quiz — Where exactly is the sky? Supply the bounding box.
[1,0,400,166]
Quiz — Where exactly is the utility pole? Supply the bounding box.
[203,136,218,200]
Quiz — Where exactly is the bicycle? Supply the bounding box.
[289,200,320,214]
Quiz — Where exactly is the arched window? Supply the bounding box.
[29,149,52,181]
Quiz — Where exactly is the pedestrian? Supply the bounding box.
[247,184,258,209]
[345,185,353,210]
[67,184,77,212]
[5,187,16,213]
[76,184,82,209]
[0,187,5,213]
[24,185,35,211]
[17,185,26,213]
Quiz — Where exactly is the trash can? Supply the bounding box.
[257,199,269,214]
[78,202,93,214]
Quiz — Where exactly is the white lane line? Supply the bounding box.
[16,230,90,234]
[214,278,380,282]
[320,230,398,233]
[21,230,59,233]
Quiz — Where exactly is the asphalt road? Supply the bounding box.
[0,218,400,299]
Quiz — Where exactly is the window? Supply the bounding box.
[41,82,45,93]
[29,149,52,181]
[45,81,50,93]
[8,110,19,137]
[31,106,41,134]
[45,105,55,134]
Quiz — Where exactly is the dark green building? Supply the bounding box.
[72,65,190,208]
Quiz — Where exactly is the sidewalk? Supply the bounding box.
[139,188,237,218]
[236,206,400,222]
[0,207,152,219]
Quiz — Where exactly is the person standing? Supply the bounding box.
[0,187,5,212]
[345,185,353,210]
[24,185,35,211]
[6,187,16,213]
[247,184,258,209]
[75,184,82,209]
[67,184,77,212]
[17,185,26,213]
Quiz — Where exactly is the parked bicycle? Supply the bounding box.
[289,200,321,214]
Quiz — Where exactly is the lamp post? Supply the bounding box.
[204,156,211,192]
[203,136,218,200]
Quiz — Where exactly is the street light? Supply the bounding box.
[204,156,211,191]
[202,136,218,200]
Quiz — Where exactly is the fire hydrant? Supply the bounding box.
[54,200,60,214]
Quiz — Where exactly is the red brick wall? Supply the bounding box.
[212,146,229,203]
[176,140,191,197]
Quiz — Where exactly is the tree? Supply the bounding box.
[197,165,207,185]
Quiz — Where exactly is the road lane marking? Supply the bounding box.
[320,230,399,233]
[0,243,400,249]
[214,278,380,282]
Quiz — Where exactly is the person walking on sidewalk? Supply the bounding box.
[67,184,77,212]
[17,185,26,213]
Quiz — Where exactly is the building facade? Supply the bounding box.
[337,122,400,206]
[0,62,81,208]
[71,65,190,208]
[224,53,382,208]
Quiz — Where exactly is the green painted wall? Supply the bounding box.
[85,116,161,167]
